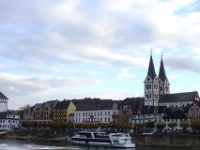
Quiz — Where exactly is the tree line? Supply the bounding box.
[145,120,200,133]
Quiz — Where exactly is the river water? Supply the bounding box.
[0,139,194,150]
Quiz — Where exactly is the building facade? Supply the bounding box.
[132,105,166,125]
[53,100,76,123]
[0,110,20,131]
[188,101,200,121]
[0,92,8,112]
[74,103,118,124]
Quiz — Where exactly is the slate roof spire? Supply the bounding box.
[159,53,167,82]
[147,50,157,80]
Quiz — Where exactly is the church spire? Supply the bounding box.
[158,54,167,82]
[147,52,157,80]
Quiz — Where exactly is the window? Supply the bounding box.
[160,87,162,91]
[165,87,168,91]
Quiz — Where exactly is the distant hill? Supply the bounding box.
[71,98,122,110]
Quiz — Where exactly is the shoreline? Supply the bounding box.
[2,132,200,148]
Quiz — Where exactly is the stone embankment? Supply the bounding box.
[3,131,200,148]
[132,133,200,148]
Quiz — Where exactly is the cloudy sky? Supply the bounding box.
[1,0,200,109]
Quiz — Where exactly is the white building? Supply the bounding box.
[0,92,8,112]
[74,103,118,124]
[159,91,199,107]
[0,110,20,131]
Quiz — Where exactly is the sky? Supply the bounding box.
[1,0,200,110]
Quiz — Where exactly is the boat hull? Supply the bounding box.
[68,138,135,148]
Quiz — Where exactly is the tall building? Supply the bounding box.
[144,54,159,106]
[0,92,8,112]
[144,53,170,106]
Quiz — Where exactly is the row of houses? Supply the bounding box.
[19,98,122,125]
[1,91,200,131]
[21,92,200,131]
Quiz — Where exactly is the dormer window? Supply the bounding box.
[148,78,150,81]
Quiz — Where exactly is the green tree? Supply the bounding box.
[156,122,166,132]
[180,120,190,132]
[145,121,155,128]
[190,121,200,132]
[51,122,60,129]
[168,122,177,132]
[22,121,31,128]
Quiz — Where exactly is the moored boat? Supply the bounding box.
[68,131,135,148]
[0,131,7,137]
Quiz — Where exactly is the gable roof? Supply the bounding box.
[0,92,8,99]
[42,100,58,108]
[158,57,167,82]
[55,99,70,109]
[159,91,198,103]
[72,98,120,110]
[147,55,157,80]
[133,105,166,115]
[118,97,144,110]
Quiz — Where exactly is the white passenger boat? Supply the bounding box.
[68,131,135,148]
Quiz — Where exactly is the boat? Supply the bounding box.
[68,131,135,148]
[0,131,7,137]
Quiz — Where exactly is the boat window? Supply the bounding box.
[79,132,92,138]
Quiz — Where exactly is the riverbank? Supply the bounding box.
[132,133,200,148]
[2,131,200,148]
[1,131,68,143]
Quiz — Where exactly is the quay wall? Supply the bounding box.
[132,134,200,147]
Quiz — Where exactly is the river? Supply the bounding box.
[0,138,194,150]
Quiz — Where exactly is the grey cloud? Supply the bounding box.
[165,56,200,73]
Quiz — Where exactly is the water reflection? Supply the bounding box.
[0,139,194,150]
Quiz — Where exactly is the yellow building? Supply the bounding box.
[34,104,43,121]
[53,99,76,123]
[33,100,58,124]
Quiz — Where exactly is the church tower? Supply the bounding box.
[144,53,159,106]
[158,55,170,95]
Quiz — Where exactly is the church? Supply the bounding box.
[144,53,199,107]
[132,53,200,128]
